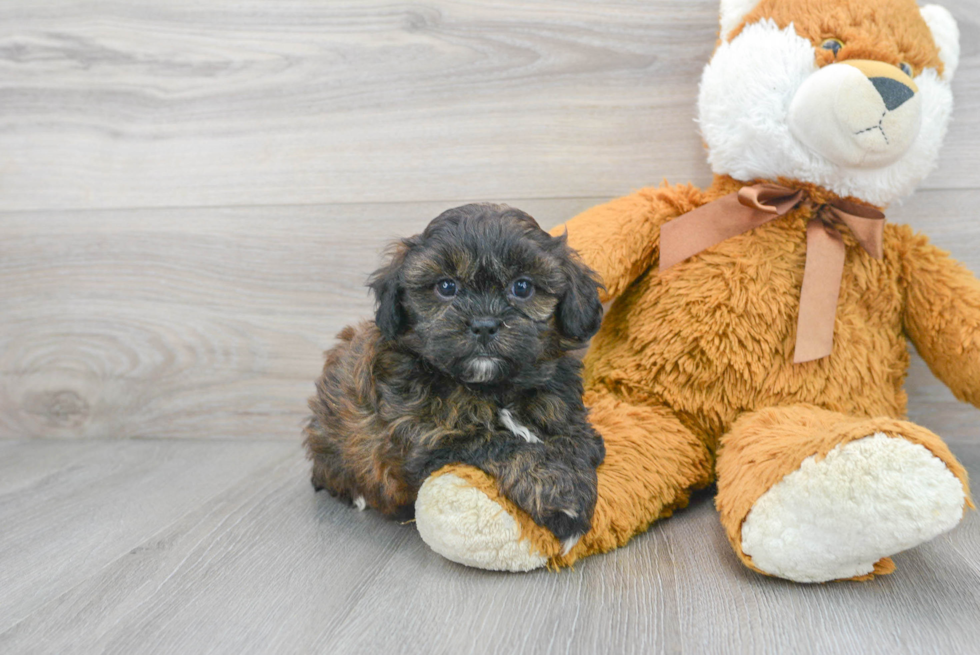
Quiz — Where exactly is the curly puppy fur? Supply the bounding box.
[304,204,606,541]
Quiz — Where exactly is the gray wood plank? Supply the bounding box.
[0,450,696,655]
[0,439,296,634]
[647,443,980,655]
[1,449,680,655]
[4,191,980,442]
[2,442,977,655]
[0,0,976,212]
[890,190,980,448]
[1,1,978,653]
[0,197,604,440]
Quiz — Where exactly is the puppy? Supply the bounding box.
[304,203,605,546]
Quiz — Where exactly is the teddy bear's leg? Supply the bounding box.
[715,405,972,583]
[415,387,714,570]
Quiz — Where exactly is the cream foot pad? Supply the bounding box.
[415,473,547,572]
[741,433,966,582]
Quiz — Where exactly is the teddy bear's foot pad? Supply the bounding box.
[415,473,547,572]
[740,433,966,583]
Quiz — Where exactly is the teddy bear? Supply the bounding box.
[411,0,976,583]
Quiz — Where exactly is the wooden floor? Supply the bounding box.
[1,439,978,654]
[1,2,979,653]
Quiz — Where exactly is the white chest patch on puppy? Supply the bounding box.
[499,409,541,444]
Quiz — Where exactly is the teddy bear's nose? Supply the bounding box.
[870,76,915,111]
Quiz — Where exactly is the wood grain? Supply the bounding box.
[1,440,976,654]
[0,197,604,439]
[3,192,980,441]
[1,2,979,652]
[0,439,297,634]
[0,0,976,211]
[668,449,980,655]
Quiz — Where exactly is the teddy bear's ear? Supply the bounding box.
[920,5,960,81]
[719,0,759,42]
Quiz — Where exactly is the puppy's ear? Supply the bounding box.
[554,234,604,342]
[368,239,415,340]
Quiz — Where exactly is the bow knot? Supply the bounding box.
[659,183,885,363]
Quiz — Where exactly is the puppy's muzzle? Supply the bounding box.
[469,317,501,346]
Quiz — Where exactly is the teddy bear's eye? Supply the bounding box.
[821,39,843,57]
[899,62,913,77]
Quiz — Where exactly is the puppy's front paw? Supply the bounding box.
[529,467,597,544]
[539,501,592,543]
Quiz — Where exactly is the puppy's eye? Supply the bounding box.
[435,279,457,299]
[899,62,913,77]
[821,39,843,57]
[511,278,534,299]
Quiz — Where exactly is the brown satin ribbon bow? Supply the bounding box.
[659,183,885,363]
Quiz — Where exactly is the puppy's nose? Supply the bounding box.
[469,317,501,344]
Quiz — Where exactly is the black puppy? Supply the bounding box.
[304,203,605,547]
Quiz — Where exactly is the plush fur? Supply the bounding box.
[304,204,605,543]
[700,0,957,206]
[739,432,965,582]
[416,470,550,571]
[413,0,975,580]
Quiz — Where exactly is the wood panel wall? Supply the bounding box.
[1,0,978,440]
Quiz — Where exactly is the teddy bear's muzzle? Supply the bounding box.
[788,59,922,169]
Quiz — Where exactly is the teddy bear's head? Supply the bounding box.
[698,0,959,206]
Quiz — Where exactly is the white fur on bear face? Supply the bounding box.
[920,4,960,80]
[788,62,922,169]
[698,19,954,206]
[719,0,759,40]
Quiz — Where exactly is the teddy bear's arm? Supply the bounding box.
[550,184,703,302]
[899,227,980,408]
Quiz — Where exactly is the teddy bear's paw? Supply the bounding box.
[740,433,966,583]
[414,473,547,572]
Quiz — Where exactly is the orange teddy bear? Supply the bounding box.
[413,0,975,582]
